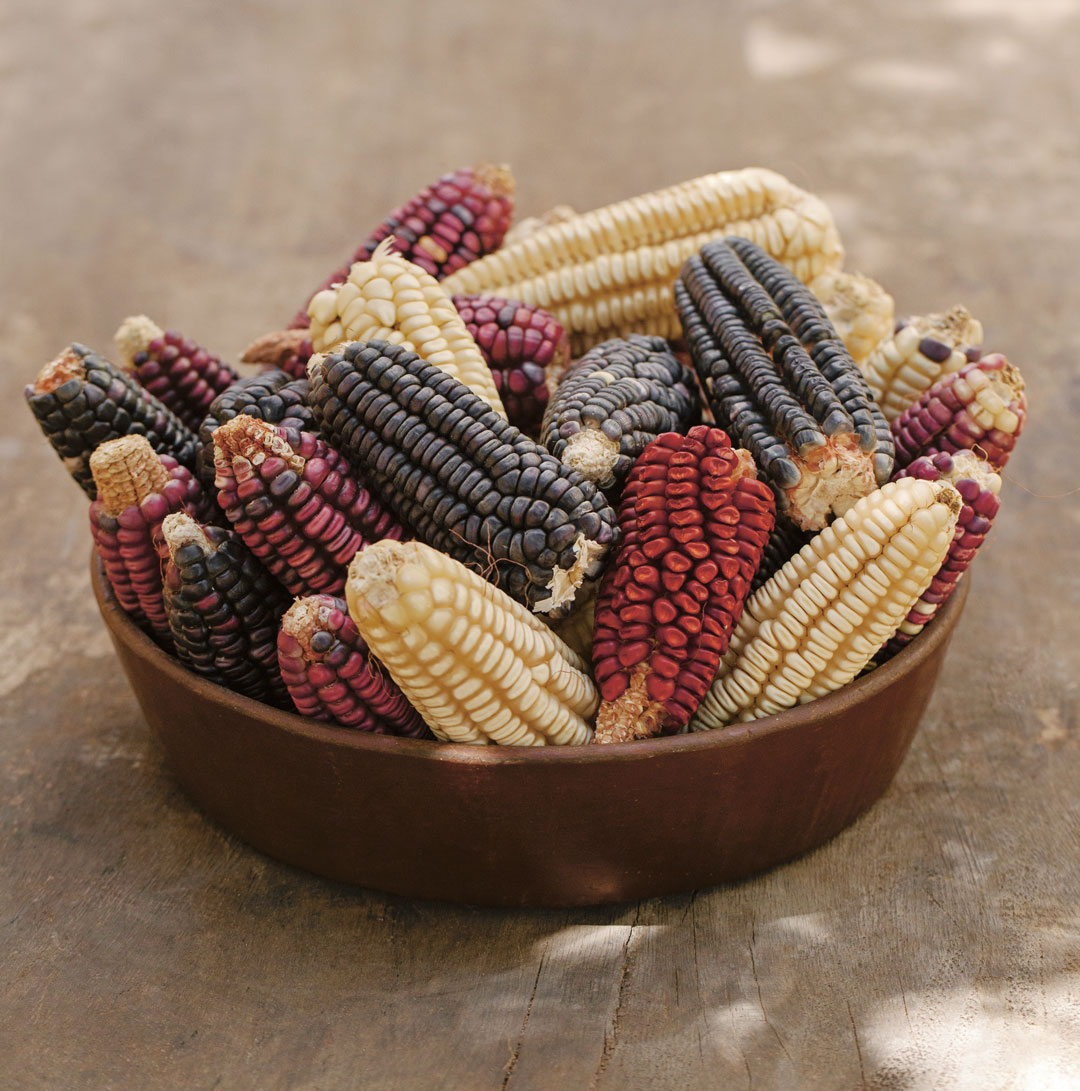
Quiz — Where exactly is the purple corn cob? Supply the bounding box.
[278,596,431,736]
[213,415,405,597]
[892,354,1027,472]
[240,328,313,382]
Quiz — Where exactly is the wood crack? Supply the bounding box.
[589,905,641,1089]
[501,950,546,1090]
[748,919,792,1067]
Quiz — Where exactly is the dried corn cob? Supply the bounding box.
[213,415,404,597]
[240,328,313,381]
[879,451,1001,659]
[26,343,199,497]
[677,237,893,530]
[812,271,895,369]
[891,353,1026,471]
[539,335,699,493]
[501,204,577,247]
[750,518,813,594]
[592,427,775,743]
[862,306,984,421]
[307,238,506,417]
[307,341,619,616]
[162,512,291,707]
[691,477,962,729]
[441,167,844,354]
[451,293,569,435]
[544,585,597,662]
[277,595,431,736]
[89,436,206,642]
[113,316,239,431]
[291,163,515,328]
[345,540,596,745]
[196,368,315,484]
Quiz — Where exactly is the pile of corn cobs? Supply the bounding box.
[26,164,1028,746]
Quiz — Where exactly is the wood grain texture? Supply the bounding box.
[2,0,1079,1088]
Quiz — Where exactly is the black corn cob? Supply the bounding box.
[539,334,699,493]
[750,518,813,594]
[676,238,894,530]
[162,512,292,707]
[25,344,199,498]
[307,340,619,616]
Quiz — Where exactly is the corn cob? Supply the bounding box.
[539,335,699,493]
[878,451,1001,660]
[451,293,569,435]
[277,595,431,736]
[592,427,775,743]
[307,238,506,418]
[213,415,405,597]
[750,518,813,594]
[691,477,962,729]
[501,204,577,248]
[677,237,894,530]
[441,167,845,355]
[161,512,291,707]
[891,353,1026,471]
[308,340,619,616]
[240,328,313,381]
[862,305,984,421]
[544,585,597,662]
[196,368,315,484]
[812,271,895,369]
[26,343,199,498]
[89,436,207,643]
[345,540,597,745]
[113,316,239,431]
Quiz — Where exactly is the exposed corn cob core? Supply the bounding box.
[113,315,239,432]
[25,343,199,498]
[501,204,578,247]
[307,340,619,617]
[212,415,405,597]
[539,334,700,493]
[345,540,597,746]
[290,163,515,329]
[862,305,984,422]
[441,167,844,355]
[89,436,206,643]
[451,293,569,435]
[878,451,1001,660]
[592,428,775,743]
[240,329,313,381]
[750,518,814,594]
[691,478,962,729]
[161,512,291,707]
[277,595,430,736]
[812,271,895,369]
[891,353,1026,471]
[677,238,894,531]
[196,368,315,484]
[307,238,507,418]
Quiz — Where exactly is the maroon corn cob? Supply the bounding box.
[240,328,313,382]
[450,294,569,435]
[114,316,239,432]
[289,163,515,329]
[277,595,431,736]
[892,353,1027,471]
[591,426,775,743]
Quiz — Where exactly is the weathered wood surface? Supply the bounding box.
[2,1,1079,1088]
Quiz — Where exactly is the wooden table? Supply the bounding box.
[3,2,1078,1087]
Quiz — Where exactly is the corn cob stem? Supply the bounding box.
[345,540,597,746]
[240,329,313,381]
[812,271,895,369]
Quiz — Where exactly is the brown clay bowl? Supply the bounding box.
[92,553,968,907]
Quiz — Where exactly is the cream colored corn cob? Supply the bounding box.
[441,167,845,354]
[691,478,962,729]
[345,540,597,746]
[502,204,578,247]
[307,238,506,418]
[862,305,984,422]
[812,271,895,369]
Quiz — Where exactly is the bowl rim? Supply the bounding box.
[92,551,969,767]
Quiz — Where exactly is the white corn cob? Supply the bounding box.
[441,167,845,355]
[345,540,597,746]
[813,271,895,369]
[306,238,506,418]
[691,478,962,729]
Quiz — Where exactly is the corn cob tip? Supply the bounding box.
[473,162,515,198]
[240,328,311,368]
[346,539,406,615]
[113,314,166,367]
[212,413,305,471]
[89,434,171,515]
[33,345,86,394]
[161,510,211,554]
[594,665,667,745]
[534,532,608,616]
[562,429,619,485]
[909,304,983,347]
[786,433,881,531]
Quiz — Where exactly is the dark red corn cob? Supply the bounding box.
[25,343,199,497]
[278,596,431,736]
[213,415,406,597]
[591,426,775,743]
[114,316,239,432]
[891,353,1027,472]
[240,329,313,381]
[290,164,515,328]
[450,294,568,435]
[162,512,292,707]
